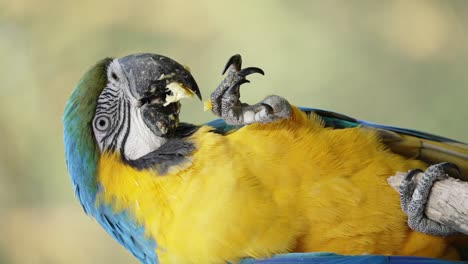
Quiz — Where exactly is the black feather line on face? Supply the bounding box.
[95,82,127,153]
[119,100,131,157]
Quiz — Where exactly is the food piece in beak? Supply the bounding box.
[164,82,196,107]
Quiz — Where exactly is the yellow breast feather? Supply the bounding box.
[96,107,457,263]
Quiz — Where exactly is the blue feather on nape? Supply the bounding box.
[238,253,464,264]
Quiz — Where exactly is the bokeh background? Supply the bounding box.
[2,0,468,263]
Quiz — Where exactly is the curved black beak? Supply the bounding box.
[117,53,201,137]
[118,53,201,102]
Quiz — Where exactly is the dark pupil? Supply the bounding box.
[111,72,119,81]
[99,119,106,127]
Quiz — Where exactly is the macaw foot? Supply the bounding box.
[399,162,460,236]
[210,54,292,125]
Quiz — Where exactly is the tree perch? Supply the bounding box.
[387,172,468,235]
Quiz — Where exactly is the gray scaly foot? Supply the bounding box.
[210,54,291,125]
[399,162,460,236]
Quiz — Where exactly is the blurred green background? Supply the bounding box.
[2,0,468,263]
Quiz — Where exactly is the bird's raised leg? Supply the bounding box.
[210,54,291,125]
[399,162,460,236]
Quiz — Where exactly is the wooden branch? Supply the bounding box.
[387,172,468,235]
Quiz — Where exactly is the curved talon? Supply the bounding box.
[438,162,460,178]
[233,79,250,87]
[405,169,423,181]
[260,103,274,113]
[400,163,460,236]
[211,54,292,125]
[239,67,265,77]
[224,79,250,98]
[222,54,242,74]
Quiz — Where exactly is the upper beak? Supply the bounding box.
[118,53,201,103]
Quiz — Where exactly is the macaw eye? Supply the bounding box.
[94,116,111,132]
[110,71,119,81]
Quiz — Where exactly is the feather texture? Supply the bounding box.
[97,107,462,263]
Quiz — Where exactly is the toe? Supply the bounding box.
[222,54,242,74]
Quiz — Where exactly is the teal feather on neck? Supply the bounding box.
[63,58,112,214]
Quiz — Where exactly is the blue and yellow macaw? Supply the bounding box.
[63,53,468,264]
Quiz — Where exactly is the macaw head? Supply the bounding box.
[62,53,201,262]
[63,53,200,207]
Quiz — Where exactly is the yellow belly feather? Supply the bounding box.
[97,107,456,263]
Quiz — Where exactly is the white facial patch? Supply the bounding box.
[124,102,167,160]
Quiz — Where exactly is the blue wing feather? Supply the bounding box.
[206,107,463,144]
[238,253,463,264]
[299,107,461,143]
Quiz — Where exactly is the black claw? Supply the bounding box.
[405,169,423,181]
[226,79,250,95]
[439,162,461,178]
[222,54,242,75]
[260,102,273,113]
[234,79,250,87]
[239,67,265,77]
